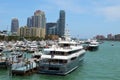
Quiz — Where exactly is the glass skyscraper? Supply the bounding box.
[27,10,46,28]
[58,10,65,37]
[27,17,32,27]
[11,18,19,33]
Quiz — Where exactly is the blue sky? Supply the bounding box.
[0,0,120,38]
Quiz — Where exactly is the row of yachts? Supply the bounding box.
[0,35,99,75]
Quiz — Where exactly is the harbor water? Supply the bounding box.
[0,41,120,80]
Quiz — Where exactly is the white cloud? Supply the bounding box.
[97,6,120,20]
[86,0,120,21]
[46,0,85,14]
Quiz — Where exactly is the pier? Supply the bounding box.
[11,59,37,75]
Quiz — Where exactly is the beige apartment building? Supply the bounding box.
[17,26,45,38]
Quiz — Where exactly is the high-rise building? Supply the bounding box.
[46,23,57,35]
[11,18,19,33]
[31,10,46,28]
[58,10,65,37]
[114,34,120,40]
[27,17,32,27]
[95,35,105,40]
[107,34,114,40]
[26,10,46,37]
[27,10,46,28]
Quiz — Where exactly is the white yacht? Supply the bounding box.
[0,42,6,52]
[27,42,38,53]
[38,30,86,75]
[88,40,99,51]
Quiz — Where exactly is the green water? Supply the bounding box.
[0,41,120,80]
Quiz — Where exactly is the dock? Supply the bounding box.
[11,59,37,75]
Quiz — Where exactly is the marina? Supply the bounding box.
[0,0,120,80]
[0,41,119,80]
[0,30,87,76]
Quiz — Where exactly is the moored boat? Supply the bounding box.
[38,30,86,75]
[88,40,99,51]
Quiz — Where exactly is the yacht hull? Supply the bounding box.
[88,46,98,51]
[38,52,85,75]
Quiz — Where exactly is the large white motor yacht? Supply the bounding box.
[38,30,86,75]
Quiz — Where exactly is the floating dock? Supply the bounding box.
[11,59,37,75]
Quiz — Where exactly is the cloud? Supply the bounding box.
[43,0,120,21]
[46,0,85,14]
[86,0,120,21]
[97,6,120,20]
